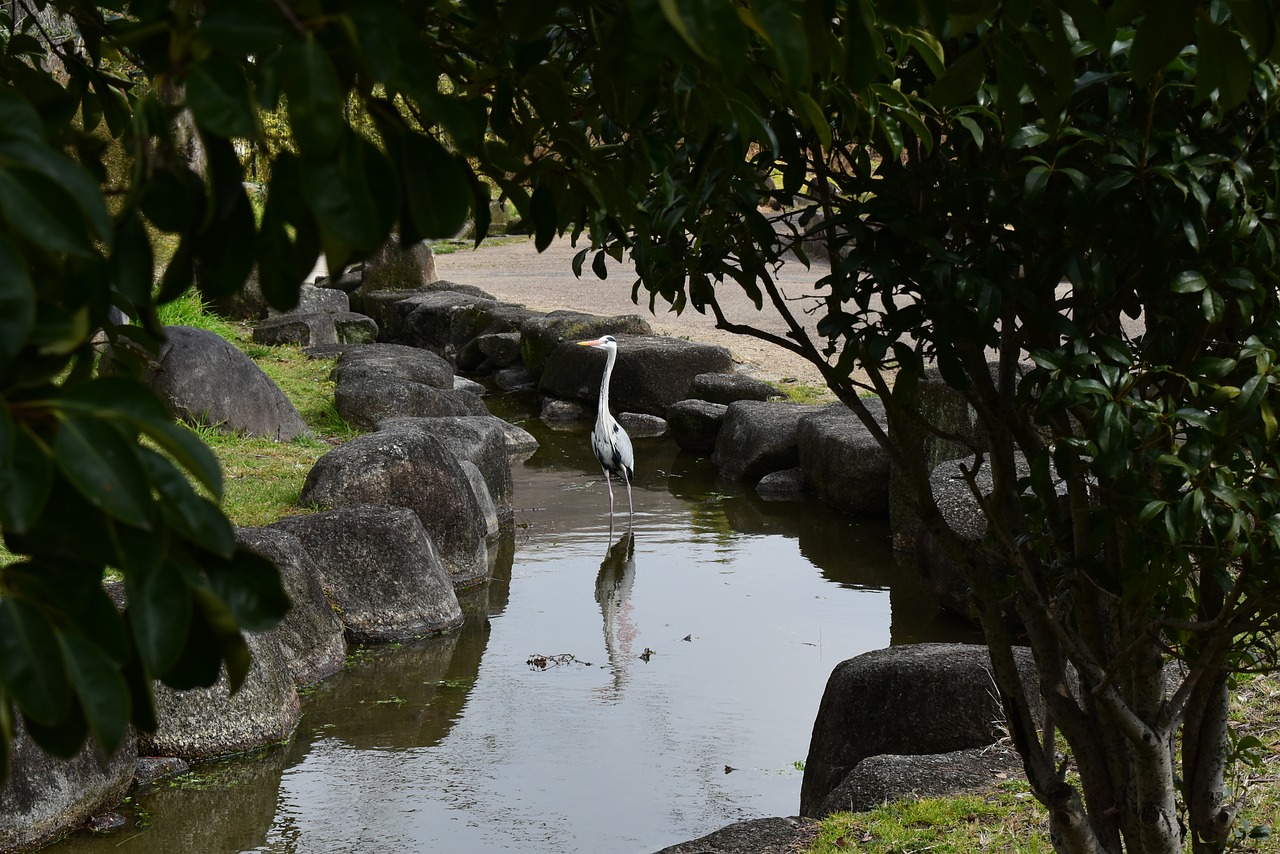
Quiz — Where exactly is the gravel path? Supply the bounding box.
[432,236,835,389]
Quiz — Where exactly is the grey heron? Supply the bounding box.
[578,335,634,524]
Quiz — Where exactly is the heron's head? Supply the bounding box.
[577,335,617,351]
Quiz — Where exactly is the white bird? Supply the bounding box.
[578,335,634,524]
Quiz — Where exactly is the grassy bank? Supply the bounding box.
[156,291,361,527]
[804,673,1280,853]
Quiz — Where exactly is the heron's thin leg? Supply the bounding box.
[625,474,633,522]
[605,470,616,520]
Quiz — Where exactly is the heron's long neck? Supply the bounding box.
[598,347,616,416]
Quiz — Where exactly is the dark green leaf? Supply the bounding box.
[156,236,195,305]
[752,0,810,85]
[0,421,54,534]
[127,561,192,678]
[397,132,472,241]
[82,90,104,135]
[163,587,235,690]
[1025,165,1050,199]
[96,77,131,139]
[0,138,113,244]
[1009,125,1050,149]
[1129,0,1196,85]
[1172,270,1209,293]
[206,548,289,632]
[0,167,95,257]
[139,448,233,557]
[1195,18,1253,108]
[0,90,44,142]
[302,133,395,262]
[195,187,258,298]
[530,186,557,252]
[109,213,154,309]
[659,0,750,78]
[199,0,293,56]
[24,703,87,759]
[843,0,883,89]
[930,44,986,108]
[0,599,69,725]
[141,164,205,233]
[0,232,34,368]
[54,414,153,530]
[285,38,344,158]
[1235,373,1266,416]
[58,632,129,755]
[187,56,256,139]
[1201,287,1225,324]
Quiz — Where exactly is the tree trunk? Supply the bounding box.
[1184,670,1234,851]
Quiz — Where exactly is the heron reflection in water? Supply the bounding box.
[594,530,637,700]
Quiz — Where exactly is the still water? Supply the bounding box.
[52,391,965,853]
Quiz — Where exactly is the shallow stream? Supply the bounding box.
[51,389,970,853]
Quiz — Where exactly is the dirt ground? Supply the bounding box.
[431,235,835,389]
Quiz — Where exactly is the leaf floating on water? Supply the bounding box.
[639,647,655,662]
[682,634,692,642]
[724,765,736,774]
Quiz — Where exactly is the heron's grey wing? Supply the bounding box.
[612,418,635,482]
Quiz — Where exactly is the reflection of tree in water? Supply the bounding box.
[593,531,637,701]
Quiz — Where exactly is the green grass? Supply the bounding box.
[772,379,832,404]
[808,784,1054,853]
[156,288,243,339]
[156,288,361,526]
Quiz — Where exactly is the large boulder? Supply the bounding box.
[298,430,489,586]
[334,342,454,388]
[472,331,524,370]
[333,363,488,430]
[889,367,997,550]
[618,412,668,438]
[235,527,347,685]
[915,454,1032,618]
[354,281,496,333]
[667,399,728,453]
[0,721,136,853]
[711,400,812,484]
[401,291,494,355]
[652,817,820,854]
[453,302,544,371]
[266,282,350,316]
[540,334,734,416]
[142,325,309,441]
[251,311,378,347]
[799,643,1042,817]
[817,743,1024,816]
[756,467,805,499]
[459,460,499,536]
[359,234,438,292]
[376,416,514,523]
[520,311,653,378]
[797,400,891,515]
[138,631,301,760]
[690,371,783,405]
[270,505,464,642]
[494,419,540,463]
